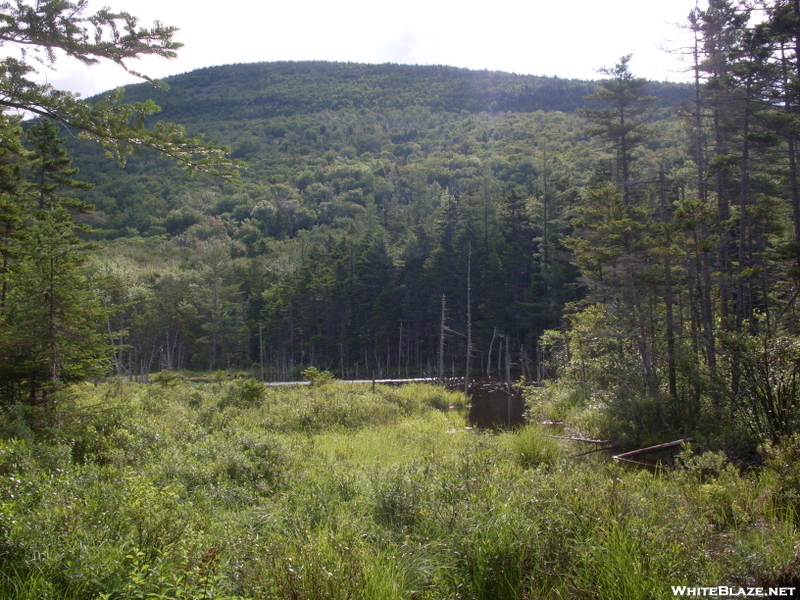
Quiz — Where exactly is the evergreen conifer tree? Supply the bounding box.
[0,0,238,405]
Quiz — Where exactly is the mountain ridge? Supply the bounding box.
[112,60,691,122]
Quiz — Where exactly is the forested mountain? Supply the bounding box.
[9,6,800,595]
[116,61,689,120]
[63,61,690,386]
[37,0,800,450]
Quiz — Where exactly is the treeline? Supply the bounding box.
[86,108,593,379]
[539,0,800,450]
[50,1,800,450]
[62,60,688,385]
[61,63,679,390]
[66,79,631,381]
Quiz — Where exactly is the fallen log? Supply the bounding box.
[613,437,695,461]
[546,435,613,445]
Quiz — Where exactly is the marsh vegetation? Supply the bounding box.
[1,380,798,599]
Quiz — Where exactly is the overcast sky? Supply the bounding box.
[40,0,703,98]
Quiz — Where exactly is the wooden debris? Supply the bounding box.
[612,437,695,461]
[546,435,613,445]
[543,434,615,459]
[613,456,666,468]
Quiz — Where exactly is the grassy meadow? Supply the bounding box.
[0,379,798,599]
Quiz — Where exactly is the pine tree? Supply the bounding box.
[0,115,28,318]
[0,208,109,404]
[25,118,93,212]
[579,55,658,205]
[0,119,109,404]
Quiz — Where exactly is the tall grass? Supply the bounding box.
[0,380,797,598]
[509,424,562,468]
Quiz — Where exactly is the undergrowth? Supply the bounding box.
[0,379,797,598]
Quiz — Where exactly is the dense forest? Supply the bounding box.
[63,62,689,385]
[5,0,800,453]
[7,1,800,598]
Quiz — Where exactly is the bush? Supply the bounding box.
[372,467,424,533]
[300,366,334,386]
[511,425,562,468]
[218,378,265,408]
[762,434,800,521]
[2,379,797,598]
[151,370,181,387]
[379,383,467,413]
[99,548,247,600]
[260,383,405,433]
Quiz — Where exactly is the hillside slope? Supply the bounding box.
[65,61,687,378]
[114,60,689,122]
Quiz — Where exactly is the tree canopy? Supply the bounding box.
[0,0,240,177]
[0,0,240,406]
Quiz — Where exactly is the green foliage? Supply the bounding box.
[0,1,242,406]
[6,0,800,469]
[151,370,181,387]
[218,377,265,408]
[259,382,408,434]
[0,381,799,598]
[300,366,334,386]
[0,1,239,177]
[0,118,111,407]
[25,118,94,212]
[377,382,468,412]
[511,424,562,468]
[62,63,668,381]
[4,1,800,594]
[372,465,425,533]
[761,434,800,522]
[543,1,800,455]
[718,328,800,444]
[571,521,667,600]
[99,548,248,600]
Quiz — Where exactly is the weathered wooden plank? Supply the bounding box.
[613,437,695,460]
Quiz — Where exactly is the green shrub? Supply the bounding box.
[572,521,662,600]
[1,379,797,599]
[260,384,404,433]
[247,530,364,600]
[378,383,467,413]
[99,548,248,600]
[372,467,424,534]
[151,370,182,387]
[761,434,800,521]
[218,378,265,408]
[300,366,334,386]
[459,515,534,600]
[223,434,289,488]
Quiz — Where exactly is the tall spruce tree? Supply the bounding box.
[573,57,663,400]
[26,118,93,212]
[0,118,108,405]
[0,207,109,404]
[579,55,658,205]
